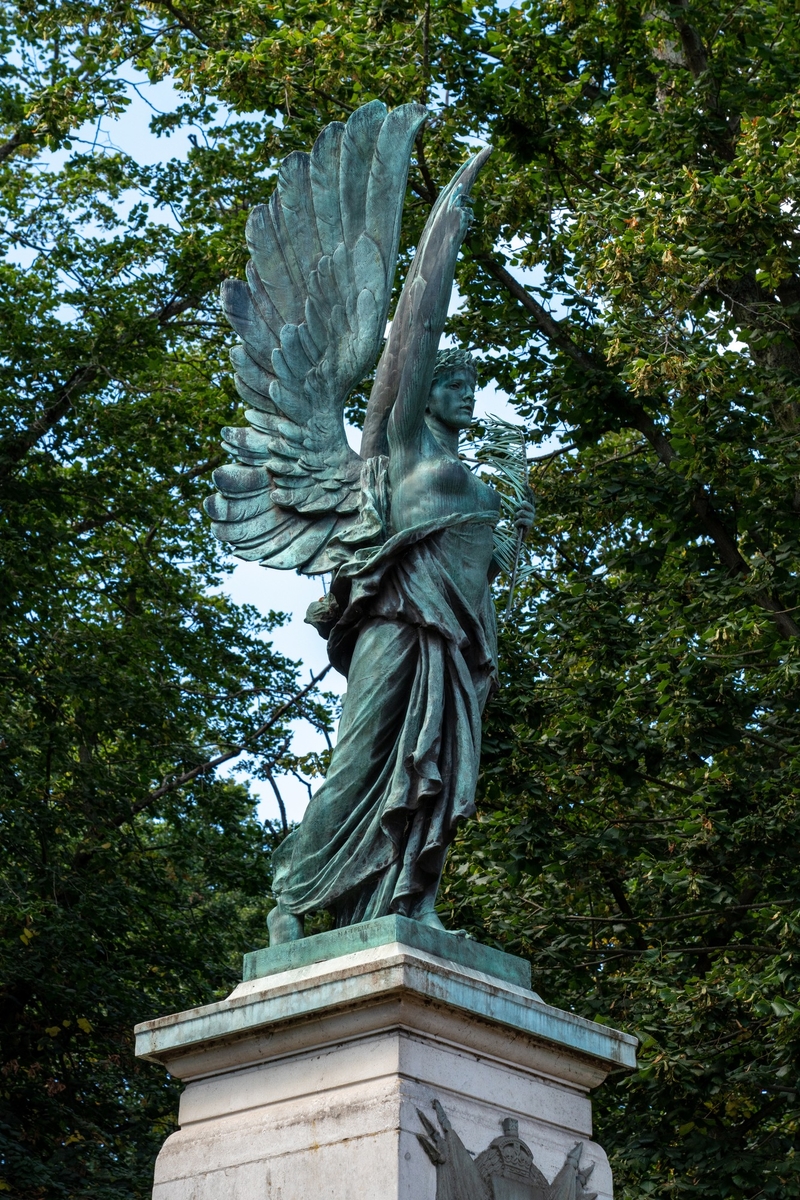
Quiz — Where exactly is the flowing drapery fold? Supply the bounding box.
[271,514,498,923]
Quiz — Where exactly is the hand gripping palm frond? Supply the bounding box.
[205,100,489,574]
[471,416,536,615]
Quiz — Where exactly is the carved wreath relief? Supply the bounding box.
[417,1101,597,1200]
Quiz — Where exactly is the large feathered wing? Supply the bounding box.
[205,100,426,573]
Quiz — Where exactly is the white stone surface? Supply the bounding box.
[135,940,636,1199]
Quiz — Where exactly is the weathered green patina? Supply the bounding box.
[206,102,533,944]
[241,915,532,988]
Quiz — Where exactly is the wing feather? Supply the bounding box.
[211,463,271,496]
[220,279,275,374]
[244,260,284,343]
[208,100,427,572]
[251,517,340,568]
[230,346,275,410]
[309,121,345,256]
[205,489,277,526]
[220,424,273,464]
[208,507,296,546]
[243,409,302,443]
[277,151,324,276]
[280,323,317,376]
[361,147,492,458]
[340,101,386,249]
[366,107,422,285]
[242,205,290,325]
[233,376,277,414]
[269,193,308,316]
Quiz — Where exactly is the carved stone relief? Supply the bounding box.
[417,1100,597,1200]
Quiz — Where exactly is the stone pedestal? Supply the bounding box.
[135,917,637,1199]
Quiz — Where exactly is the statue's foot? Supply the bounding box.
[415,910,473,939]
[267,905,304,945]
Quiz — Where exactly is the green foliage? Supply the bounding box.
[441,432,800,1196]
[0,4,334,1196]
[436,5,800,1194]
[2,0,800,1197]
[3,784,280,1197]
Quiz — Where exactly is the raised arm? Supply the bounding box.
[360,148,491,459]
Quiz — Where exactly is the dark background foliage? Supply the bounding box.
[1,0,798,1196]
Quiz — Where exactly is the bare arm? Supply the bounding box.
[387,278,442,452]
[361,148,491,459]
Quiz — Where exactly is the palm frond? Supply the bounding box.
[464,416,536,613]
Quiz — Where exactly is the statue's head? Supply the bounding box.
[426,348,478,431]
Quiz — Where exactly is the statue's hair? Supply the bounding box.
[431,347,477,383]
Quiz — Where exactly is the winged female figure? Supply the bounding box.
[205,100,533,943]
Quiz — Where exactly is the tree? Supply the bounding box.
[0,4,335,1195]
[440,5,800,1195]
[2,0,799,1197]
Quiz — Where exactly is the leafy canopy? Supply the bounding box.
[2,0,799,1197]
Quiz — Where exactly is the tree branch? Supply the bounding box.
[72,508,121,536]
[600,866,646,950]
[70,454,224,535]
[473,249,597,372]
[474,249,800,637]
[266,770,289,833]
[0,128,30,163]
[672,1,712,83]
[414,132,438,205]
[131,664,331,815]
[147,0,212,46]
[156,292,205,324]
[0,290,215,481]
[557,898,796,923]
[175,452,225,486]
[529,442,578,463]
[592,443,647,469]
[694,880,763,976]
[0,365,97,479]
[581,944,775,960]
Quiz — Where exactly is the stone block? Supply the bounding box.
[242,914,531,989]
[135,932,637,1199]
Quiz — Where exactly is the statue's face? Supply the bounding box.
[427,368,476,430]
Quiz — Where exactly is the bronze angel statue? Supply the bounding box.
[205,100,533,944]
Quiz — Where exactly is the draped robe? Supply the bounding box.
[271,510,498,925]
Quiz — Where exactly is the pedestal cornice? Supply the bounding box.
[135,939,637,1089]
